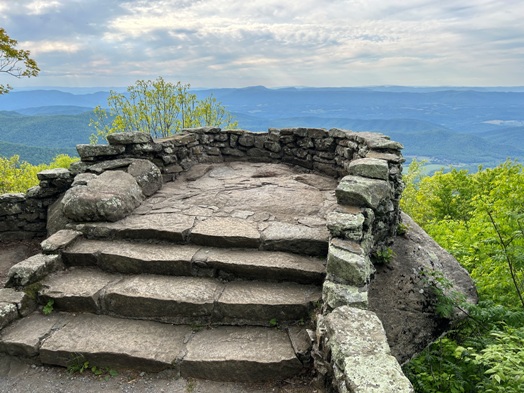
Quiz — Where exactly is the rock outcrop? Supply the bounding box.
[368,213,478,364]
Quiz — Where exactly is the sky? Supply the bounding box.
[1,0,524,88]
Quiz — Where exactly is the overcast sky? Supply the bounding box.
[1,0,524,88]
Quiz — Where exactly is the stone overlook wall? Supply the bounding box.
[0,127,412,391]
[0,169,73,240]
[74,128,405,252]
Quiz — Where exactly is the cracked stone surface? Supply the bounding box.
[144,162,337,228]
[72,162,338,255]
[38,268,321,326]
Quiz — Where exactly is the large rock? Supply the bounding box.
[46,194,72,236]
[336,175,391,209]
[326,241,375,286]
[320,306,414,393]
[61,170,144,222]
[127,159,163,197]
[368,212,478,364]
[76,144,125,160]
[106,131,153,145]
[346,158,389,181]
[6,254,63,287]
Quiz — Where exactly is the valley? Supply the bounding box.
[0,86,523,168]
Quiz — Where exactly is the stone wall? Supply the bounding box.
[0,127,411,391]
[74,128,404,251]
[0,169,73,241]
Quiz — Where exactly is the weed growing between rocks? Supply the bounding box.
[67,354,118,381]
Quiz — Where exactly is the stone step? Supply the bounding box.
[0,312,308,381]
[62,239,326,284]
[73,213,329,256]
[39,268,321,326]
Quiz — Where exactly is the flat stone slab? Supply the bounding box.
[182,326,302,381]
[261,222,329,256]
[201,248,325,284]
[39,313,191,372]
[6,254,63,288]
[75,213,196,243]
[0,313,69,357]
[190,217,261,248]
[38,268,321,325]
[0,288,35,318]
[0,312,308,381]
[62,239,197,276]
[62,239,325,284]
[39,268,121,313]
[40,229,82,254]
[103,275,221,324]
[217,281,321,325]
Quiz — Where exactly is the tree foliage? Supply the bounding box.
[0,27,39,94]
[89,77,238,142]
[401,160,524,307]
[401,160,524,392]
[0,154,78,194]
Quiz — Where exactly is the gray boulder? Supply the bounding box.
[320,306,414,392]
[61,170,144,222]
[368,212,477,364]
[127,159,163,197]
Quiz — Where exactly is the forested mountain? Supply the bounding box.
[1,87,523,166]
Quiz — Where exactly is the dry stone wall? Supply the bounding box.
[74,128,404,250]
[0,169,73,240]
[0,127,412,391]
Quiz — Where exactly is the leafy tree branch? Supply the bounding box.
[0,27,39,94]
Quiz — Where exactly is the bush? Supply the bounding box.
[0,154,78,194]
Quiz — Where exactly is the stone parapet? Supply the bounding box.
[0,169,73,240]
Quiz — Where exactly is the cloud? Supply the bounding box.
[2,0,524,87]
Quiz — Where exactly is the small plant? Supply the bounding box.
[269,318,278,327]
[397,222,409,236]
[67,354,118,380]
[419,268,468,319]
[373,247,395,264]
[186,378,196,393]
[23,282,43,300]
[67,354,90,374]
[42,299,54,315]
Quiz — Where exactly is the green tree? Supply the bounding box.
[89,77,237,142]
[0,154,78,194]
[401,160,524,393]
[0,27,39,94]
[401,160,524,306]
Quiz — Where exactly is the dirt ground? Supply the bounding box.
[0,240,324,393]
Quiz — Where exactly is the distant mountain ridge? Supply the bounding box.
[0,86,523,166]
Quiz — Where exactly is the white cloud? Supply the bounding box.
[2,0,524,87]
[21,41,83,55]
[25,0,62,15]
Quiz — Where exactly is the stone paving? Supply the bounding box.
[75,161,338,256]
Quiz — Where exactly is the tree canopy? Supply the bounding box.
[0,154,78,194]
[89,77,238,142]
[0,27,39,94]
[402,160,524,392]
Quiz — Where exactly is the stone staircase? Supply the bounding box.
[0,211,327,382]
[0,129,418,391]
